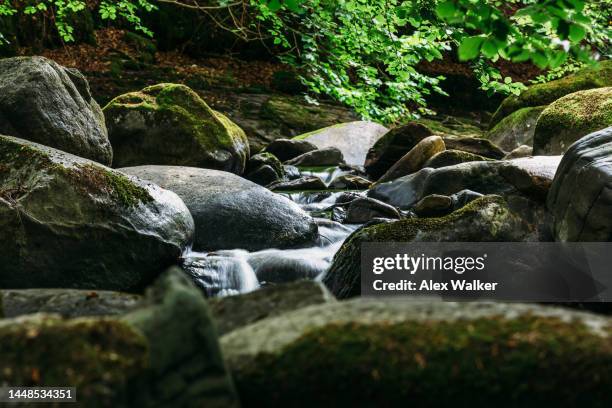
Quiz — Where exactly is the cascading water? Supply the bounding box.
[181,166,364,297]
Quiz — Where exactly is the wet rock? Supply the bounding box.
[245,152,284,186]
[263,138,318,162]
[490,60,612,126]
[423,149,492,169]
[487,106,546,151]
[328,174,372,190]
[245,164,280,186]
[295,121,388,166]
[368,156,561,209]
[0,136,194,291]
[285,147,345,167]
[533,87,612,155]
[377,135,445,182]
[442,136,506,159]
[0,268,240,407]
[104,83,249,173]
[0,289,141,318]
[325,196,540,299]
[222,299,612,407]
[364,122,434,178]
[0,56,112,165]
[284,164,301,180]
[450,189,484,209]
[268,176,327,192]
[209,281,335,335]
[344,197,401,224]
[548,126,612,241]
[120,165,317,251]
[416,115,485,139]
[412,194,453,217]
[504,145,533,159]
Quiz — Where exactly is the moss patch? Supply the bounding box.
[261,96,340,132]
[234,316,612,407]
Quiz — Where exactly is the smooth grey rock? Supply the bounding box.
[285,147,345,166]
[412,194,453,217]
[0,56,112,165]
[487,106,545,151]
[263,138,318,162]
[344,197,401,224]
[328,174,372,190]
[119,165,318,251]
[377,135,445,182]
[504,145,533,159]
[268,176,327,192]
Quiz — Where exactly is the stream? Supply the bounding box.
[181,167,364,297]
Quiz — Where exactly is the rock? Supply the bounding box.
[0,56,112,165]
[283,164,301,180]
[547,126,612,241]
[268,176,327,192]
[505,145,533,159]
[423,149,492,168]
[0,135,194,291]
[245,152,284,185]
[487,106,546,151]
[295,121,389,166]
[263,138,318,162]
[368,156,561,209]
[377,135,445,182]
[533,87,612,155]
[344,197,401,224]
[285,147,345,167]
[120,165,318,251]
[412,194,453,217]
[364,122,434,178]
[450,189,484,209]
[0,289,141,318]
[325,196,540,299]
[104,83,249,173]
[0,268,240,407]
[442,136,506,159]
[328,174,372,190]
[416,115,485,139]
[490,60,612,127]
[221,299,612,407]
[208,280,335,335]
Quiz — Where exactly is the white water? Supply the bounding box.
[182,166,362,297]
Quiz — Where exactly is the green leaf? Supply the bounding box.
[458,36,484,61]
[436,1,456,19]
[569,24,586,42]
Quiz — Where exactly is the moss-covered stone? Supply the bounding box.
[487,106,546,151]
[222,299,612,407]
[104,83,249,173]
[0,135,194,291]
[490,61,612,127]
[415,115,485,139]
[423,149,492,169]
[533,87,612,155]
[324,196,539,298]
[261,96,342,132]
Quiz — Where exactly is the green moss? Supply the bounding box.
[234,316,612,407]
[533,87,612,154]
[263,97,340,133]
[416,116,484,138]
[423,149,492,169]
[293,123,349,140]
[0,314,147,404]
[490,60,612,127]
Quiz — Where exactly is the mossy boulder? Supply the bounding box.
[423,149,492,169]
[442,136,506,159]
[548,126,612,241]
[222,299,612,407]
[295,121,388,166]
[120,165,318,251]
[0,268,239,407]
[0,56,112,165]
[369,156,561,209]
[104,83,249,173]
[261,96,348,134]
[324,196,540,298]
[533,87,612,155]
[487,106,546,151]
[0,135,194,291]
[415,115,485,139]
[490,60,612,127]
[244,152,285,185]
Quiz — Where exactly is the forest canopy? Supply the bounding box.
[1,0,610,122]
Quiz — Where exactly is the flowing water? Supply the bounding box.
[181,167,364,297]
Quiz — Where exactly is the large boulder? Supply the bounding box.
[490,60,612,127]
[294,121,388,166]
[0,268,240,407]
[377,135,445,182]
[533,87,612,155]
[0,56,112,165]
[547,126,612,241]
[104,83,249,173]
[487,106,546,151]
[221,298,612,407]
[0,135,194,291]
[369,156,562,209]
[324,196,540,299]
[119,165,318,251]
